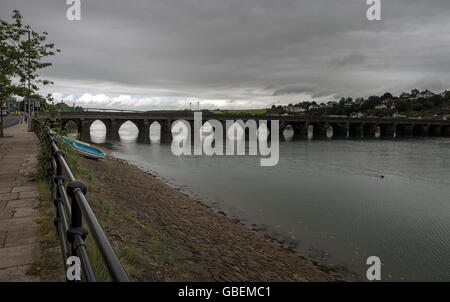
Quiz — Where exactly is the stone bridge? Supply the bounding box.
[49,111,450,141]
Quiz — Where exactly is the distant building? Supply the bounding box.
[327,101,338,106]
[342,98,353,108]
[418,90,434,99]
[288,106,305,113]
[4,97,17,113]
[408,89,434,100]
[375,104,387,110]
[284,105,305,113]
[23,97,40,112]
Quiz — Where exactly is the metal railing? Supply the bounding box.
[33,119,129,282]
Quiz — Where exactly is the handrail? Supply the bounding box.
[33,119,129,282]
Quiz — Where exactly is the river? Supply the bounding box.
[73,120,450,281]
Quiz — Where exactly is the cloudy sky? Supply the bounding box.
[1,0,449,110]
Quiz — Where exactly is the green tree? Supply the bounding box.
[381,92,393,101]
[0,10,59,137]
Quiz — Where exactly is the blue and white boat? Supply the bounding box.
[62,137,107,159]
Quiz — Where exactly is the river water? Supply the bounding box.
[74,121,450,281]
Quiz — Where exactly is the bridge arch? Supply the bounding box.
[413,124,430,136]
[326,125,333,139]
[199,121,213,137]
[90,119,107,131]
[171,120,190,137]
[149,121,161,134]
[328,123,348,138]
[282,125,294,141]
[63,120,79,132]
[89,120,107,144]
[118,120,139,141]
[258,122,270,141]
[375,125,381,138]
[149,121,161,143]
[280,122,311,139]
[225,120,259,142]
[62,119,81,133]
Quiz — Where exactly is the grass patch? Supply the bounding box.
[76,165,184,280]
[84,235,111,282]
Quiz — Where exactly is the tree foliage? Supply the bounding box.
[0,10,59,136]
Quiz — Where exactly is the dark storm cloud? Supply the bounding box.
[1,0,449,108]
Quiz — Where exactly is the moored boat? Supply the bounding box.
[62,137,106,159]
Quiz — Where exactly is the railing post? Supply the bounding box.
[51,146,71,265]
[66,180,96,281]
[52,147,64,225]
[66,180,88,249]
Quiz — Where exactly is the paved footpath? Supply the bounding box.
[0,123,40,282]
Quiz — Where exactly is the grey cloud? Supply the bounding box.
[0,0,449,109]
[330,52,367,67]
[273,84,318,96]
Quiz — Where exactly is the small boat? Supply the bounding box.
[62,137,107,159]
[48,128,92,146]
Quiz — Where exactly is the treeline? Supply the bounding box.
[270,90,450,117]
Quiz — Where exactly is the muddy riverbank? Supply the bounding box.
[79,153,344,282]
